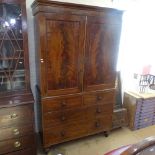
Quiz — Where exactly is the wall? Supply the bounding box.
[25,0,114,131]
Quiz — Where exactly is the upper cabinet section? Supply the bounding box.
[0,0,30,93]
[32,0,123,96]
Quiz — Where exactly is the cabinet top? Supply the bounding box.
[31,0,123,16]
[125,91,155,99]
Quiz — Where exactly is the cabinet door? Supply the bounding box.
[38,13,86,96]
[84,17,122,91]
[0,1,29,92]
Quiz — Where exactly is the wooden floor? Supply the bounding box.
[38,125,155,155]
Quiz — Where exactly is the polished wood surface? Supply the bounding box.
[84,18,120,91]
[32,0,123,149]
[42,95,82,112]
[83,90,115,106]
[0,93,36,155]
[5,147,35,155]
[0,104,33,127]
[45,14,84,93]
[0,135,35,154]
[0,0,36,154]
[0,124,34,141]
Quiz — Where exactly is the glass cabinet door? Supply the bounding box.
[0,3,25,92]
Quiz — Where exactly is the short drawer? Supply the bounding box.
[0,104,33,127]
[42,95,82,112]
[84,90,115,106]
[0,134,35,154]
[5,147,36,155]
[43,122,87,147]
[87,115,112,134]
[43,108,85,128]
[85,104,113,119]
[0,124,34,141]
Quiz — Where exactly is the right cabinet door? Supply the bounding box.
[84,16,122,91]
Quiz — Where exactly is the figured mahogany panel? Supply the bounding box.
[84,17,121,91]
[40,14,85,96]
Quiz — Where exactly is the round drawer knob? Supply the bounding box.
[96,108,101,113]
[61,116,66,121]
[61,101,66,107]
[60,131,65,137]
[13,129,20,135]
[14,141,21,148]
[95,122,100,128]
[97,96,102,101]
[11,113,18,119]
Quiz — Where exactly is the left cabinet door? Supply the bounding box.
[0,1,29,92]
[37,13,86,96]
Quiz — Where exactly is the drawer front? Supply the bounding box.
[0,105,33,127]
[42,95,82,112]
[84,90,115,106]
[0,124,34,141]
[43,108,85,128]
[87,116,112,134]
[0,135,35,154]
[135,110,154,119]
[136,103,155,112]
[135,116,153,126]
[5,147,35,155]
[135,122,153,130]
[85,104,113,119]
[43,122,87,147]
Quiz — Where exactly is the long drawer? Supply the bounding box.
[84,90,115,106]
[0,104,33,127]
[0,124,34,141]
[43,115,112,147]
[0,135,35,154]
[42,95,82,112]
[43,121,87,147]
[43,108,85,128]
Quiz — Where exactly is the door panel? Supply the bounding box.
[39,13,86,96]
[84,17,121,91]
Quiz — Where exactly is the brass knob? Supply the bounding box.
[10,113,18,119]
[14,141,21,148]
[40,58,44,63]
[13,129,20,135]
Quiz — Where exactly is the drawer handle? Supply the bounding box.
[61,101,67,107]
[95,122,100,128]
[60,131,65,137]
[96,108,101,113]
[61,116,66,121]
[97,96,102,101]
[14,141,21,148]
[13,129,20,135]
[10,113,18,119]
